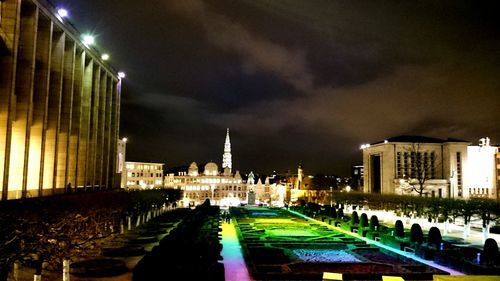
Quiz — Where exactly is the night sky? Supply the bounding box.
[55,0,500,176]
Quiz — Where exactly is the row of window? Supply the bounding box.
[456,152,463,197]
[184,185,246,191]
[126,165,162,170]
[185,192,247,199]
[396,151,436,179]
[128,172,162,178]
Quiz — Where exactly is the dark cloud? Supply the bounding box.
[58,0,500,175]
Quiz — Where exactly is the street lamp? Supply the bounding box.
[329,186,333,208]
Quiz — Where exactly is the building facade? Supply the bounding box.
[124,162,164,189]
[164,129,249,206]
[362,136,498,199]
[1,0,122,199]
[165,162,246,207]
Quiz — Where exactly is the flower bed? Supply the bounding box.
[292,249,361,263]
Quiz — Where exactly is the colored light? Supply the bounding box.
[118,72,126,79]
[101,54,110,60]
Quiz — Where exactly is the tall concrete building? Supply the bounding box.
[361,136,499,199]
[0,0,122,200]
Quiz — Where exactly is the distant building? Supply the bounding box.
[117,138,127,188]
[361,135,498,199]
[352,165,364,189]
[124,162,164,189]
[496,152,500,200]
[1,0,122,199]
[164,128,248,206]
[165,162,245,207]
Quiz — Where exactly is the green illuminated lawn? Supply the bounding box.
[231,207,446,281]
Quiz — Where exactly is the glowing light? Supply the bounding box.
[57,8,68,18]
[118,72,126,79]
[360,144,371,149]
[101,54,110,60]
[82,34,95,46]
[122,137,128,143]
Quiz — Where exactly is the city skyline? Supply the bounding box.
[57,0,500,175]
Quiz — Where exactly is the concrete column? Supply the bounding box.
[95,71,108,189]
[76,56,93,189]
[109,80,120,189]
[7,3,38,199]
[67,49,85,189]
[85,65,100,189]
[42,29,65,194]
[55,40,75,190]
[0,0,22,200]
[26,15,52,197]
[102,76,113,189]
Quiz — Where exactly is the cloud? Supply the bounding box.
[166,0,314,93]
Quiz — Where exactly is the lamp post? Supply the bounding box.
[329,186,333,208]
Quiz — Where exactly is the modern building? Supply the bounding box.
[1,0,122,199]
[124,161,164,189]
[361,135,499,199]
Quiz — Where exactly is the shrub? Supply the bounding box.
[427,226,442,248]
[351,211,359,225]
[395,220,404,237]
[483,238,499,264]
[330,207,337,219]
[369,215,379,231]
[360,213,368,227]
[410,223,424,244]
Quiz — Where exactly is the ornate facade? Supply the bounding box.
[165,162,245,207]
[164,129,246,206]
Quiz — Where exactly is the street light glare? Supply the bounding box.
[101,54,110,61]
[82,34,95,46]
[57,8,68,18]
[118,72,126,79]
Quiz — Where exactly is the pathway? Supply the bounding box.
[220,221,252,281]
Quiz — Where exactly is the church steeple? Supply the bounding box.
[222,128,232,172]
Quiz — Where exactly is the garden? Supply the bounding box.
[231,207,447,281]
[292,193,500,277]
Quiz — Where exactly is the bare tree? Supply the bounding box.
[400,144,436,197]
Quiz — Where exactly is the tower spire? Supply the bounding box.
[222,128,232,172]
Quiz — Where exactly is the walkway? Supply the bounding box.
[221,221,252,281]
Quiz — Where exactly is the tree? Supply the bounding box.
[395,220,405,238]
[399,144,436,197]
[410,223,424,245]
[428,227,442,249]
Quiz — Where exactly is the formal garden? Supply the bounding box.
[231,207,447,281]
[291,192,500,276]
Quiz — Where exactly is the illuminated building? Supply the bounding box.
[124,162,164,189]
[164,129,246,206]
[0,0,122,199]
[164,162,245,207]
[222,128,232,172]
[117,138,127,188]
[362,136,499,199]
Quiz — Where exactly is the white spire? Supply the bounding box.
[222,128,232,171]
